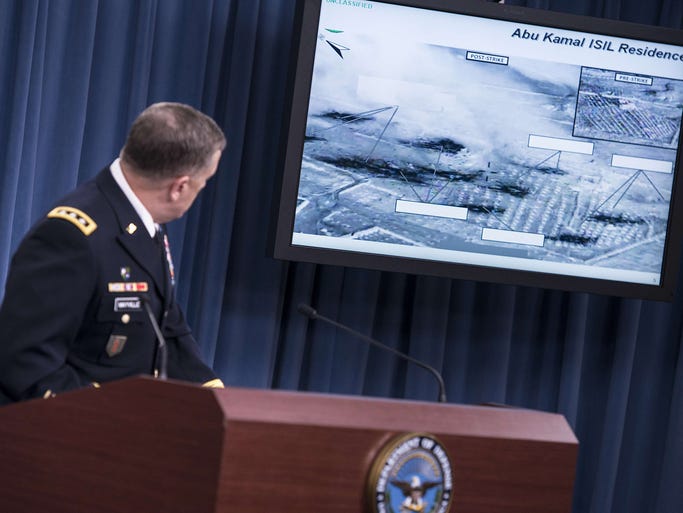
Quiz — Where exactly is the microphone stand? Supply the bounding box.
[141,296,168,380]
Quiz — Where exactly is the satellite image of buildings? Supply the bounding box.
[293,30,683,276]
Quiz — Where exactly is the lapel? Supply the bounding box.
[95,169,170,310]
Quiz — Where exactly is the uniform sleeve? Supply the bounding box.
[162,303,219,384]
[0,218,98,401]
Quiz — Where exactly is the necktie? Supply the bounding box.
[156,227,175,288]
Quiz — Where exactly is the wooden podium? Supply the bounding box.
[0,377,577,513]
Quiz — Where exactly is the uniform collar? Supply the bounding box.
[109,159,157,238]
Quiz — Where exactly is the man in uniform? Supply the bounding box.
[0,102,226,403]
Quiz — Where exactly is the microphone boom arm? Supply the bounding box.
[298,304,447,403]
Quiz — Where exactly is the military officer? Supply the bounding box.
[0,102,226,403]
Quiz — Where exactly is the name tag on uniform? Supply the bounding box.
[114,297,142,312]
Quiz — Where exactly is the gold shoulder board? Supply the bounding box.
[47,206,98,236]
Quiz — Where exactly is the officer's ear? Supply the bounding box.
[168,176,190,201]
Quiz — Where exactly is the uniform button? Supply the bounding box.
[121,314,131,324]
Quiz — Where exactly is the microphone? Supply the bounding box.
[297,303,447,403]
[140,295,168,380]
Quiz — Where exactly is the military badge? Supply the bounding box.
[108,282,148,292]
[367,433,453,513]
[105,335,128,357]
[120,267,131,280]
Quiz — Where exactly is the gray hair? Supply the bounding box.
[121,102,226,179]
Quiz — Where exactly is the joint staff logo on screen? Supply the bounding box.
[367,433,453,513]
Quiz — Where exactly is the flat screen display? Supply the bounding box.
[272,0,683,300]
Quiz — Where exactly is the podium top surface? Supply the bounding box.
[212,381,577,444]
[0,376,577,445]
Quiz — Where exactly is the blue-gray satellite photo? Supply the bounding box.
[293,30,683,276]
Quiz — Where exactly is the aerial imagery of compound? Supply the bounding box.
[292,23,683,278]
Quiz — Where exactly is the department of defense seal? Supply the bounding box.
[367,433,453,513]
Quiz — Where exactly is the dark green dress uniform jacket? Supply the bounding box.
[0,168,218,403]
